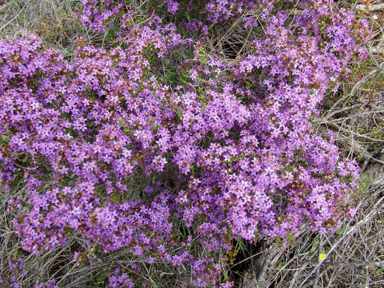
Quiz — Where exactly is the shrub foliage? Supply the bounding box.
[0,0,371,287]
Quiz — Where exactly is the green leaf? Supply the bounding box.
[235,236,246,251]
[310,238,318,253]
[64,227,73,234]
[201,102,207,113]
[111,195,120,204]
[11,1,21,10]
[277,261,286,270]
[2,136,10,143]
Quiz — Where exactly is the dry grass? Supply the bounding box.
[0,0,102,55]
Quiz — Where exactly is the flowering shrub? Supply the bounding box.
[0,0,370,287]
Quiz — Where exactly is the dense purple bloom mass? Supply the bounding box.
[0,0,370,287]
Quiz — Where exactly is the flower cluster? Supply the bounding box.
[1,0,370,286]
